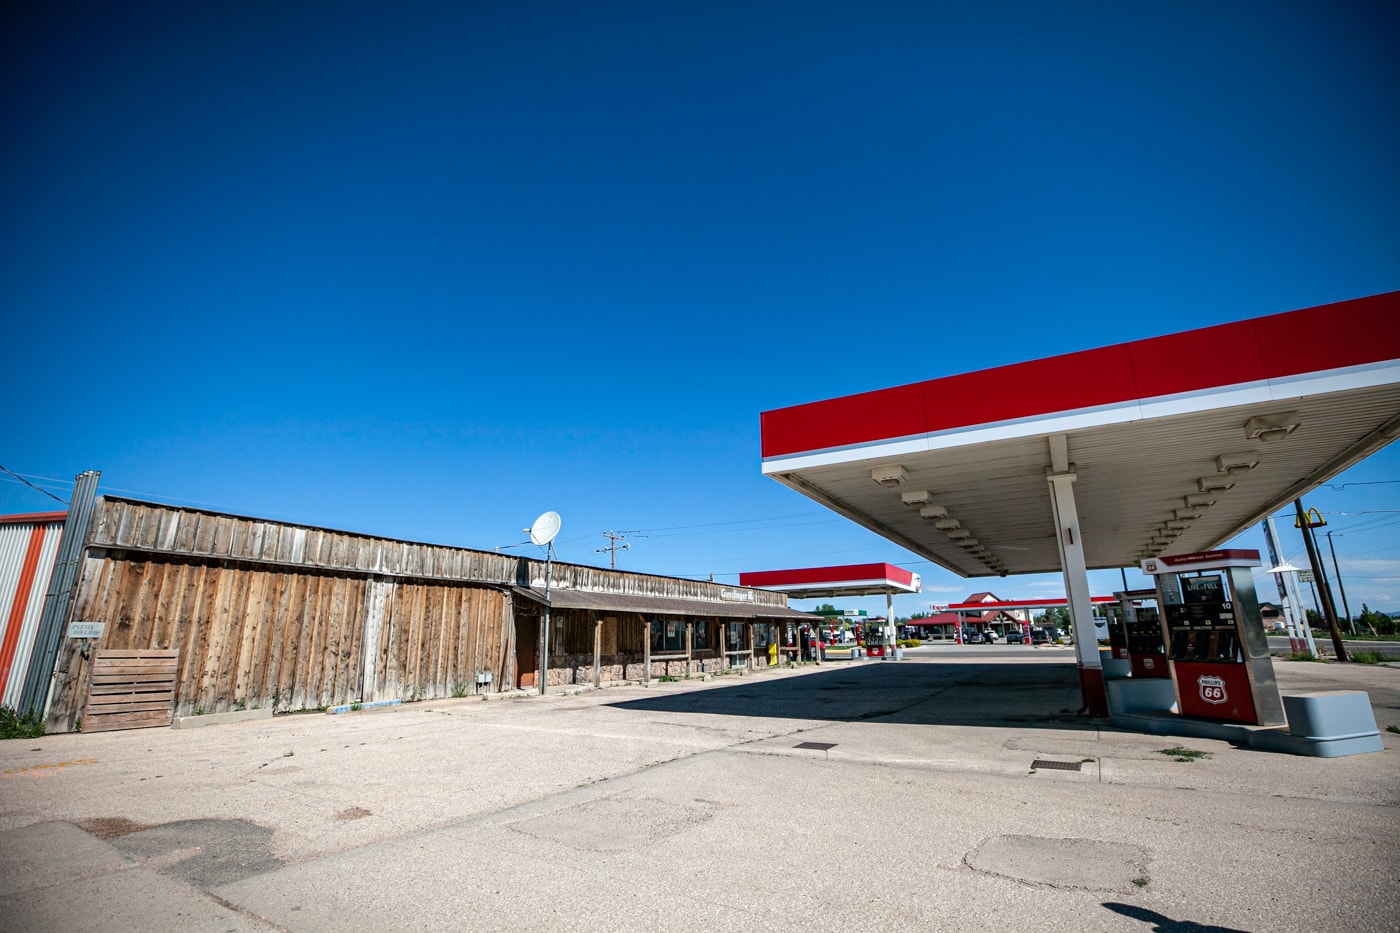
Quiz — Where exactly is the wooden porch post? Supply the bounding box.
[593,618,603,688]
[685,620,694,676]
[643,619,651,683]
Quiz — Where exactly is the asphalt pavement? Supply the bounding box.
[1,652,1396,932]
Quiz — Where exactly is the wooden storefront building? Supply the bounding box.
[40,497,813,733]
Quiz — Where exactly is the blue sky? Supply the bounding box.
[3,2,1398,617]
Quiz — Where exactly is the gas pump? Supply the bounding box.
[862,621,887,657]
[1105,603,1129,661]
[1141,550,1285,726]
[1114,590,1170,679]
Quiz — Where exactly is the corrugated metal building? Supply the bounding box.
[29,497,812,733]
[0,511,66,707]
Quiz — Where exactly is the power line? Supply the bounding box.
[1323,480,1400,491]
[0,465,67,504]
[617,512,842,536]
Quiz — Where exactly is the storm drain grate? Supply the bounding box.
[795,742,836,751]
[1030,759,1082,771]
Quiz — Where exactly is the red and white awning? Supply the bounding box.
[739,562,921,600]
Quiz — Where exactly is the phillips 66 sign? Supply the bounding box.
[1197,674,1228,705]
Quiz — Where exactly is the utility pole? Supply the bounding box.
[1323,530,1355,635]
[595,531,629,570]
[1294,499,1348,662]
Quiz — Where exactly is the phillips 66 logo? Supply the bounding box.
[1197,674,1228,705]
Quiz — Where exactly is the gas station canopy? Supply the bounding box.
[947,597,1119,612]
[739,562,921,600]
[761,292,1400,578]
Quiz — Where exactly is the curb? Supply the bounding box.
[171,707,274,729]
[326,699,403,715]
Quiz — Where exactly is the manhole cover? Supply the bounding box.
[795,742,836,750]
[1030,759,1082,771]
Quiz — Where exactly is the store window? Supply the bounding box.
[692,619,709,650]
[650,619,686,653]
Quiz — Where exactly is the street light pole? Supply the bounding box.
[1323,531,1355,635]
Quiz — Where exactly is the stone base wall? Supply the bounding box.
[546,652,765,685]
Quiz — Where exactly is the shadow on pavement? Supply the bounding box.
[1102,902,1250,932]
[607,659,1095,730]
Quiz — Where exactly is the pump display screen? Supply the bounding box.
[1166,602,1235,628]
[1182,574,1225,605]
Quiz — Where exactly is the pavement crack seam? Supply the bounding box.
[205,891,292,932]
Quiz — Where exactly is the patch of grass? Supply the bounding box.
[658,675,678,683]
[350,701,363,712]
[1386,725,1399,735]
[1158,746,1210,763]
[1132,877,1149,887]
[0,705,45,740]
[283,750,294,758]
[1348,650,1386,664]
[1283,652,1320,662]
[1082,758,1096,763]
[451,680,470,698]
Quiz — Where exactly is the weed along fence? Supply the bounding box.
[32,497,812,733]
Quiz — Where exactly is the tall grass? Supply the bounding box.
[0,705,45,740]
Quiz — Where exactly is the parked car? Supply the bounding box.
[963,631,985,644]
[1030,627,1053,645]
[983,630,998,643]
[1005,630,1025,644]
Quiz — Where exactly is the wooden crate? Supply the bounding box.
[82,649,179,732]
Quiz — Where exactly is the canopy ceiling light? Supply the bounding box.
[1198,475,1235,493]
[901,489,934,507]
[946,528,972,540]
[1184,493,1217,509]
[1243,411,1301,442]
[934,518,961,530]
[871,465,908,487]
[1216,452,1260,475]
[957,538,979,548]
[1175,509,1201,521]
[919,505,949,521]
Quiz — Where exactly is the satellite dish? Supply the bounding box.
[529,511,561,547]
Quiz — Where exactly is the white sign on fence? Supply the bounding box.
[68,621,105,639]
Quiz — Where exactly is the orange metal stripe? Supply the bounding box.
[0,524,48,695]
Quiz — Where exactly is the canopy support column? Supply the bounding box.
[885,590,895,657]
[1046,434,1108,716]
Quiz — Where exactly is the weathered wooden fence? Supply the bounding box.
[41,497,798,732]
